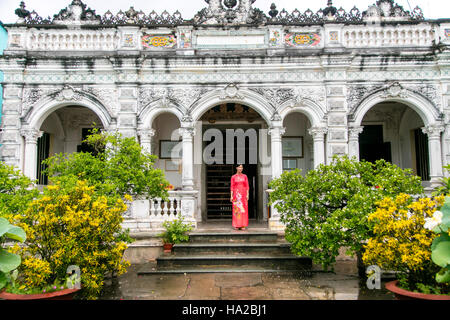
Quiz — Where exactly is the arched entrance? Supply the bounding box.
[150,112,182,189]
[358,102,429,180]
[35,105,104,184]
[20,91,112,182]
[198,102,269,222]
[350,86,445,187]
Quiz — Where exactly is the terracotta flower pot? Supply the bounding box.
[163,243,173,253]
[0,288,80,300]
[385,281,450,300]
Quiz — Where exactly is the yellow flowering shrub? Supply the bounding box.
[12,180,131,299]
[20,257,52,288]
[363,193,444,291]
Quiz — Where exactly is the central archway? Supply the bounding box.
[193,99,272,225]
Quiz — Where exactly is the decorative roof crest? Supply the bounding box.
[12,0,426,26]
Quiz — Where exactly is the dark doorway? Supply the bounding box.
[414,128,430,181]
[359,125,392,163]
[204,127,259,220]
[36,132,50,185]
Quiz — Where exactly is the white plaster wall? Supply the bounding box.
[399,107,425,172]
[152,113,182,189]
[283,112,313,175]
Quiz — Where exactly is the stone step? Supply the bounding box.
[138,264,312,276]
[188,231,279,243]
[173,242,292,255]
[156,254,312,270]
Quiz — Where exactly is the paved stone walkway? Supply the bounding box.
[100,264,395,300]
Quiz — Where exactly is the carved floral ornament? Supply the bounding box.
[219,83,244,100]
[20,128,43,143]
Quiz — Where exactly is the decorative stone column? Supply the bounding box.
[20,128,43,180]
[422,125,445,188]
[348,126,364,161]
[268,125,285,231]
[137,128,155,154]
[180,126,195,191]
[308,127,328,168]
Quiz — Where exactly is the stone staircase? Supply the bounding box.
[138,229,312,275]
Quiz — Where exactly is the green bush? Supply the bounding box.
[433,164,450,196]
[269,156,424,271]
[43,129,170,201]
[0,161,39,220]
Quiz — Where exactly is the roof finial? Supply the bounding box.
[323,0,337,17]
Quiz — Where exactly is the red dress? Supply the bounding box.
[230,173,249,228]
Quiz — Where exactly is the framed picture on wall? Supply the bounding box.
[165,159,181,172]
[160,140,182,159]
[282,137,304,158]
[283,159,297,171]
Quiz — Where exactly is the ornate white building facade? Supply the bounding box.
[1,0,450,232]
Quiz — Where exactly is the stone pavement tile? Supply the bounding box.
[215,273,263,288]
[303,286,334,300]
[270,287,310,300]
[221,286,273,300]
[182,274,221,300]
[120,274,189,300]
[261,273,308,288]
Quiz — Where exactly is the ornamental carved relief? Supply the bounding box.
[250,88,294,108]
[138,87,206,112]
[347,82,442,116]
[141,34,176,49]
[293,87,326,107]
[85,86,119,115]
[21,86,115,118]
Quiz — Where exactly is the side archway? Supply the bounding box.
[20,90,113,181]
[349,86,444,186]
[24,90,113,130]
[350,88,440,127]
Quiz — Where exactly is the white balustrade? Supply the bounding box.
[28,30,118,51]
[343,26,435,48]
[122,190,197,233]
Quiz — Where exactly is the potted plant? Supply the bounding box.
[363,194,450,300]
[159,214,194,253]
[3,179,131,300]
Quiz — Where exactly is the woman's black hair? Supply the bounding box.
[236,164,243,168]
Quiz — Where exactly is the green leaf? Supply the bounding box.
[431,240,450,268]
[0,249,21,273]
[431,233,450,251]
[436,267,450,284]
[0,217,10,237]
[5,226,26,243]
[0,271,7,290]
